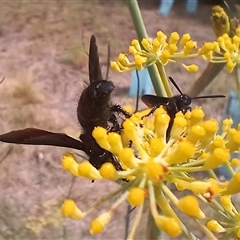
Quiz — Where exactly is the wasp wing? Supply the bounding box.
[0,128,84,150]
[141,95,170,108]
[89,35,103,83]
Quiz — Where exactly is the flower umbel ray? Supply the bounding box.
[62,106,240,239]
[110,31,199,73]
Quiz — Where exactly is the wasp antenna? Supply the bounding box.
[169,77,184,95]
[106,41,111,80]
[0,76,5,84]
[192,95,226,99]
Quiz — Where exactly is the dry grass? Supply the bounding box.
[0,0,237,239]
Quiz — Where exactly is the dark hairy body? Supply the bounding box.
[0,35,130,170]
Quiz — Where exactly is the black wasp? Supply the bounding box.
[141,76,225,139]
[0,35,130,170]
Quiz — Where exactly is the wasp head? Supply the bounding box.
[92,80,115,99]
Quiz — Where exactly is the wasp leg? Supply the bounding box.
[110,104,132,118]
[141,105,160,119]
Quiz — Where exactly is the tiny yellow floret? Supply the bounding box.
[207,220,225,233]
[62,199,83,219]
[90,212,111,235]
[128,187,146,206]
[154,215,182,237]
[177,195,205,219]
[99,162,118,180]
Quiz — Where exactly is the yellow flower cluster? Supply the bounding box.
[199,28,240,73]
[61,106,240,239]
[110,31,199,72]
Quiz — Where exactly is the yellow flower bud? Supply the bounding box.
[92,127,110,150]
[99,162,119,180]
[170,115,187,139]
[177,195,205,219]
[225,131,240,152]
[90,212,112,234]
[131,39,141,51]
[223,171,240,195]
[169,32,179,45]
[107,132,123,154]
[110,61,121,72]
[118,147,138,168]
[203,148,230,169]
[180,33,191,47]
[186,125,206,145]
[152,38,160,53]
[157,31,167,42]
[220,195,233,212]
[146,158,166,183]
[149,138,165,157]
[154,215,182,237]
[62,152,79,176]
[62,199,83,220]
[190,107,205,126]
[207,220,225,233]
[154,112,170,139]
[78,161,102,180]
[182,64,199,72]
[167,141,195,165]
[128,187,146,206]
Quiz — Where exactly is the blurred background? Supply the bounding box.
[0,1,238,239]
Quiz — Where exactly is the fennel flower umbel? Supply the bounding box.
[61,106,240,239]
[110,31,199,73]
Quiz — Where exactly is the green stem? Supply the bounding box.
[156,62,172,97]
[126,0,165,97]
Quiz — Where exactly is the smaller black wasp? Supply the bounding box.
[141,76,226,139]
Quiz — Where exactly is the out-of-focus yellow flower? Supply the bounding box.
[61,105,240,239]
[211,5,230,37]
[110,31,199,72]
[199,27,240,73]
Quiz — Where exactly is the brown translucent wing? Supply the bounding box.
[141,95,170,108]
[89,35,103,83]
[0,128,84,150]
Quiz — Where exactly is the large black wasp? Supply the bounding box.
[0,35,130,170]
[141,76,226,139]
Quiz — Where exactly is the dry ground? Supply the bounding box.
[0,1,238,240]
